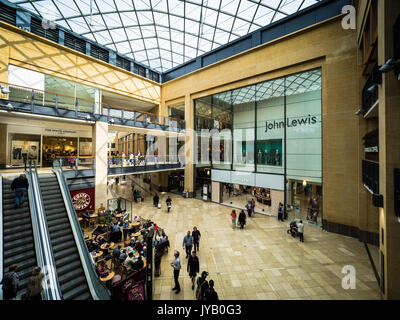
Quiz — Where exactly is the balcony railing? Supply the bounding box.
[0,82,185,131]
[361,65,381,116]
[362,160,379,194]
[107,155,184,175]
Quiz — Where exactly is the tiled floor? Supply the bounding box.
[107,184,381,300]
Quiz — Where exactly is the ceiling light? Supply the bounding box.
[0,85,10,94]
[355,108,363,116]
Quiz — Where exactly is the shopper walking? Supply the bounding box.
[238,210,246,229]
[182,231,193,259]
[11,174,29,209]
[187,251,200,290]
[196,271,209,301]
[192,227,201,253]
[230,210,237,229]
[166,196,172,213]
[297,220,304,242]
[26,267,44,300]
[122,220,130,242]
[171,250,181,294]
[1,264,19,300]
[204,279,219,301]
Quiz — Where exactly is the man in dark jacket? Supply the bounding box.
[187,251,199,290]
[11,174,29,208]
[1,264,19,300]
[204,279,219,301]
[238,210,246,229]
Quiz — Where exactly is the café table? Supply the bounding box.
[91,251,103,262]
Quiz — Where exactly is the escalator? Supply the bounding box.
[1,175,37,298]
[37,173,92,300]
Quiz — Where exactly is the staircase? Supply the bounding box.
[2,176,37,298]
[38,173,91,300]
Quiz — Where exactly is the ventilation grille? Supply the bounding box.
[148,70,159,82]
[0,4,16,25]
[64,32,86,54]
[134,63,146,77]
[116,55,130,71]
[31,17,59,42]
[91,44,109,62]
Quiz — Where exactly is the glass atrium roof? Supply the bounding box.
[9,0,323,72]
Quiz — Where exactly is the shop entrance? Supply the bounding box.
[220,183,283,216]
[42,136,78,167]
[287,179,322,226]
[194,167,211,201]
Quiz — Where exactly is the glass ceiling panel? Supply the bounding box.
[9,0,322,72]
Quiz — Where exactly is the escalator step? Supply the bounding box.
[53,247,77,261]
[49,228,74,240]
[3,242,34,259]
[48,222,70,234]
[55,253,80,268]
[57,259,83,276]
[4,216,31,227]
[52,239,76,254]
[44,203,66,212]
[45,212,67,222]
[73,291,92,300]
[47,217,69,228]
[46,209,67,217]
[4,251,36,266]
[3,231,33,243]
[61,277,89,300]
[58,268,85,286]
[51,233,74,247]
[3,224,32,236]
[3,257,36,273]
[4,236,34,252]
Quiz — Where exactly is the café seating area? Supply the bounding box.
[80,207,169,297]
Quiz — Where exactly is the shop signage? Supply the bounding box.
[365,146,379,153]
[265,115,317,132]
[44,128,77,136]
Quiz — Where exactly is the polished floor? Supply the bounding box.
[108,183,381,300]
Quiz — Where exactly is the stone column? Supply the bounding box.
[183,93,195,197]
[92,121,108,210]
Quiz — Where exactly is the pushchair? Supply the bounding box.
[287,221,298,238]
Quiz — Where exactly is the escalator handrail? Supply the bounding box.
[0,175,3,300]
[30,162,62,300]
[53,169,110,300]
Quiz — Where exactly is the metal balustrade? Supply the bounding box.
[0,82,185,132]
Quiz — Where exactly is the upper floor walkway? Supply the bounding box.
[0,82,185,133]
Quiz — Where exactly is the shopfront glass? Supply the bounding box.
[9,133,41,166]
[194,68,322,224]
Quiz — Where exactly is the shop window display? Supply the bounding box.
[9,133,41,167]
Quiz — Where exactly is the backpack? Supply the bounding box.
[1,273,14,288]
[196,278,208,300]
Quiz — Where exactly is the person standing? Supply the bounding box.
[153,193,160,207]
[192,227,201,253]
[182,231,193,259]
[297,220,304,242]
[238,210,246,229]
[122,220,130,242]
[187,251,199,290]
[11,174,29,209]
[204,279,219,301]
[1,264,19,300]
[26,267,44,300]
[230,210,237,229]
[278,202,284,222]
[171,250,181,294]
[245,201,252,217]
[166,196,172,213]
[251,198,256,215]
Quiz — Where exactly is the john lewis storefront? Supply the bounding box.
[194,69,322,224]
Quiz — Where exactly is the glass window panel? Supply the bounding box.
[256,78,284,175]
[285,69,322,183]
[232,85,255,172]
